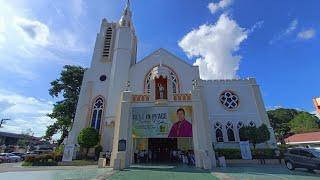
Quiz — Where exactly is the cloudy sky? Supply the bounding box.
[0,0,319,137]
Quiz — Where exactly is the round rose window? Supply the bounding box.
[220,90,239,110]
[99,75,107,81]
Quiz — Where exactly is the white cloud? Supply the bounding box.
[0,89,54,137]
[71,0,86,18]
[248,21,264,33]
[50,29,89,53]
[285,19,298,34]
[297,28,316,40]
[269,19,298,44]
[179,13,248,80]
[208,0,233,14]
[13,16,50,46]
[0,1,88,80]
[0,17,6,48]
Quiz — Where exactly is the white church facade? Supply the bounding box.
[63,1,276,170]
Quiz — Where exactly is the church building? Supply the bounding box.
[63,1,276,170]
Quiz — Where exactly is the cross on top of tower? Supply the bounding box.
[119,0,133,27]
[126,0,130,9]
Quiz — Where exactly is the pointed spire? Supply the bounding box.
[126,0,130,9]
[119,0,133,28]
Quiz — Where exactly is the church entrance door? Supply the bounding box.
[148,138,177,162]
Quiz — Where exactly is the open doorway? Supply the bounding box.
[133,138,194,165]
[148,138,177,162]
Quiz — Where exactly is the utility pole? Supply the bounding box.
[0,118,10,128]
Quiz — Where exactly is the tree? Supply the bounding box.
[257,124,271,144]
[239,124,270,149]
[45,65,86,144]
[289,112,320,133]
[77,127,100,158]
[267,108,320,144]
[17,129,35,152]
[267,108,299,144]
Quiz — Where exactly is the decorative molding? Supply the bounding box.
[173,93,192,101]
[132,94,150,102]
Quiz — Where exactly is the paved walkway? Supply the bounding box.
[0,162,319,180]
[213,164,320,180]
[108,164,218,180]
[0,162,113,180]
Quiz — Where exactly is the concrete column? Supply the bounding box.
[250,78,276,147]
[222,124,228,142]
[191,81,216,169]
[62,80,93,162]
[110,91,132,170]
[234,127,240,142]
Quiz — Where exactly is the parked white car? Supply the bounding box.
[0,153,22,163]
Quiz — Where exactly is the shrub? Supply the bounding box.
[54,145,64,154]
[94,145,103,158]
[25,156,36,163]
[23,152,62,166]
[78,127,100,158]
[251,149,275,159]
[215,149,241,159]
[22,161,33,166]
[239,124,270,149]
[215,148,276,159]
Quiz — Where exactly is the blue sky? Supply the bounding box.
[0,0,319,137]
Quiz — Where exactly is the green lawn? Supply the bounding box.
[109,165,218,180]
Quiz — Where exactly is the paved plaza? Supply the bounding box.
[0,163,319,180]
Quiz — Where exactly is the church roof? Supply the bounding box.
[285,131,320,144]
[136,48,195,68]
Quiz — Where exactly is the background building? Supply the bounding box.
[313,97,320,114]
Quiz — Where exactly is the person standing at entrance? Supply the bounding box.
[168,108,192,137]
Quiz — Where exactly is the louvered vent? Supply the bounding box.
[102,27,113,57]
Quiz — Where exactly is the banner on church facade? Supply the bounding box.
[132,106,193,138]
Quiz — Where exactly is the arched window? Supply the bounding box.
[214,122,223,142]
[91,97,104,132]
[144,66,179,94]
[237,121,244,129]
[226,122,235,142]
[170,71,178,94]
[145,72,152,94]
[249,121,256,127]
[237,121,244,142]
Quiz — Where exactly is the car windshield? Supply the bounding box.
[309,149,320,158]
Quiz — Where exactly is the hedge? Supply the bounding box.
[24,152,62,166]
[215,148,277,159]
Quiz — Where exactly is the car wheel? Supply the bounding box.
[286,161,295,170]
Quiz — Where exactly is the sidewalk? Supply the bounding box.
[213,164,320,180]
[109,164,218,180]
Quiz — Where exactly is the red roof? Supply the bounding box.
[285,131,320,143]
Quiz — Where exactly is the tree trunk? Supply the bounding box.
[57,129,68,145]
[86,147,89,159]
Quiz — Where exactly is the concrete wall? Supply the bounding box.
[201,78,276,148]
[129,48,199,94]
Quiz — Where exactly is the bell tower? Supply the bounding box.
[105,0,137,124]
